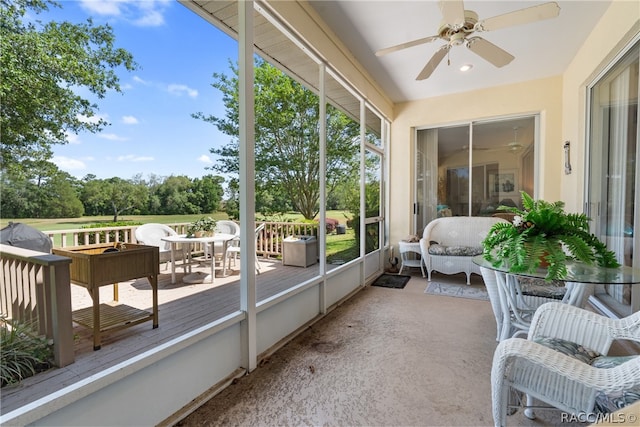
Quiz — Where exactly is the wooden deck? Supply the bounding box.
[1,257,322,413]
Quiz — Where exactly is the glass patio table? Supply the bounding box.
[473,255,640,341]
[473,255,640,285]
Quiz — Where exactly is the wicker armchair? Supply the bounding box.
[491,302,640,427]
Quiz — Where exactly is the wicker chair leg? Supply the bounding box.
[524,395,536,419]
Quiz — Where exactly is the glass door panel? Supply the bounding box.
[587,40,639,317]
[415,116,537,234]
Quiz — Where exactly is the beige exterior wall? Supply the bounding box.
[389,1,639,251]
[560,1,639,212]
[389,77,562,245]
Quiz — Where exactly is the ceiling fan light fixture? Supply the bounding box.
[460,63,473,72]
[508,126,523,151]
[376,1,561,80]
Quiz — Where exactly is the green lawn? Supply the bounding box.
[0,214,229,232]
[1,211,351,232]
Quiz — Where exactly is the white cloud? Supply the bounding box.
[122,115,139,125]
[133,75,150,85]
[79,0,123,16]
[167,84,198,98]
[117,154,154,162]
[53,156,87,171]
[79,0,170,27]
[78,113,109,125]
[65,131,81,144]
[134,10,164,27]
[98,133,129,141]
[198,155,213,164]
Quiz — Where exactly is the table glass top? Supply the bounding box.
[473,255,640,285]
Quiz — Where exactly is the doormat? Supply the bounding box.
[424,282,489,301]
[371,274,411,289]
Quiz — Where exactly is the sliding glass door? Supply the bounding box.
[586,39,639,317]
[415,116,538,234]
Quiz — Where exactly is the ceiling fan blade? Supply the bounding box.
[416,45,449,80]
[438,0,465,28]
[375,35,440,56]
[478,2,560,32]
[466,37,514,68]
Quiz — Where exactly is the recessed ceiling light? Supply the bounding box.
[460,64,473,72]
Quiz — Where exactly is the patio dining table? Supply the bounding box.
[473,255,640,341]
[162,233,236,284]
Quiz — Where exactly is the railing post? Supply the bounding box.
[38,254,74,367]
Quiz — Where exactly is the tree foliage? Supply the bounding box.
[2,171,225,220]
[0,161,84,218]
[193,59,361,219]
[0,0,137,173]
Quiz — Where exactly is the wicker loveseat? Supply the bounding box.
[420,216,508,284]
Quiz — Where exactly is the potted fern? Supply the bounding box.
[186,217,217,238]
[482,192,619,280]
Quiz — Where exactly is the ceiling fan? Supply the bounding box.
[375,0,561,80]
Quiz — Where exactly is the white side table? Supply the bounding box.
[398,240,425,276]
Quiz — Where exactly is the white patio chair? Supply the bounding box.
[135,223,180,270]
[224,223,265,274]
[201,220,240,261]
[491,302,640,427]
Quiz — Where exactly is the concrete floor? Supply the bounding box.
[174,271,587,427]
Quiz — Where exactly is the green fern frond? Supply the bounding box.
[480,191,620,280]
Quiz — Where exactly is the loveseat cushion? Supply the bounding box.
[428,244,483,257]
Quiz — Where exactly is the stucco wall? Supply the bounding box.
[389,1,639,249]
[560,1,639,212]
[389,76,562,245]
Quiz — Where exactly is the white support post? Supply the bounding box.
[318,64,327,313]
[238,0,257,372]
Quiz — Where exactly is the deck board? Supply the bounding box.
[0,258,323,413]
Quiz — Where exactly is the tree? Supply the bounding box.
[194,59,360,219]
[154,175,197,215]
[40,171,84,218]
[0,0,137,174]
[78,176,148,221]
[190,175,225,213]
[103,178,148,221]
[0,161,83,218]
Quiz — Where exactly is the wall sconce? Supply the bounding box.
[564,141,572,175]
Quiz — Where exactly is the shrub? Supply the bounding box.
[314,218,339,234]
[1,315,53,387]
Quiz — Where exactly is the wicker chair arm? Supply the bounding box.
[528,302,640,354]
[492,337,640,426]
[493,338,640,392]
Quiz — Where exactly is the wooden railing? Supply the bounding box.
[257,221,319,257]
[45,223,192,248]
[42,221,319,258]
[0,244,75,367]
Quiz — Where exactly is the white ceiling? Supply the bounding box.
[308,0,612,103]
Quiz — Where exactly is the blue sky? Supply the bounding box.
[44,0,238,180]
